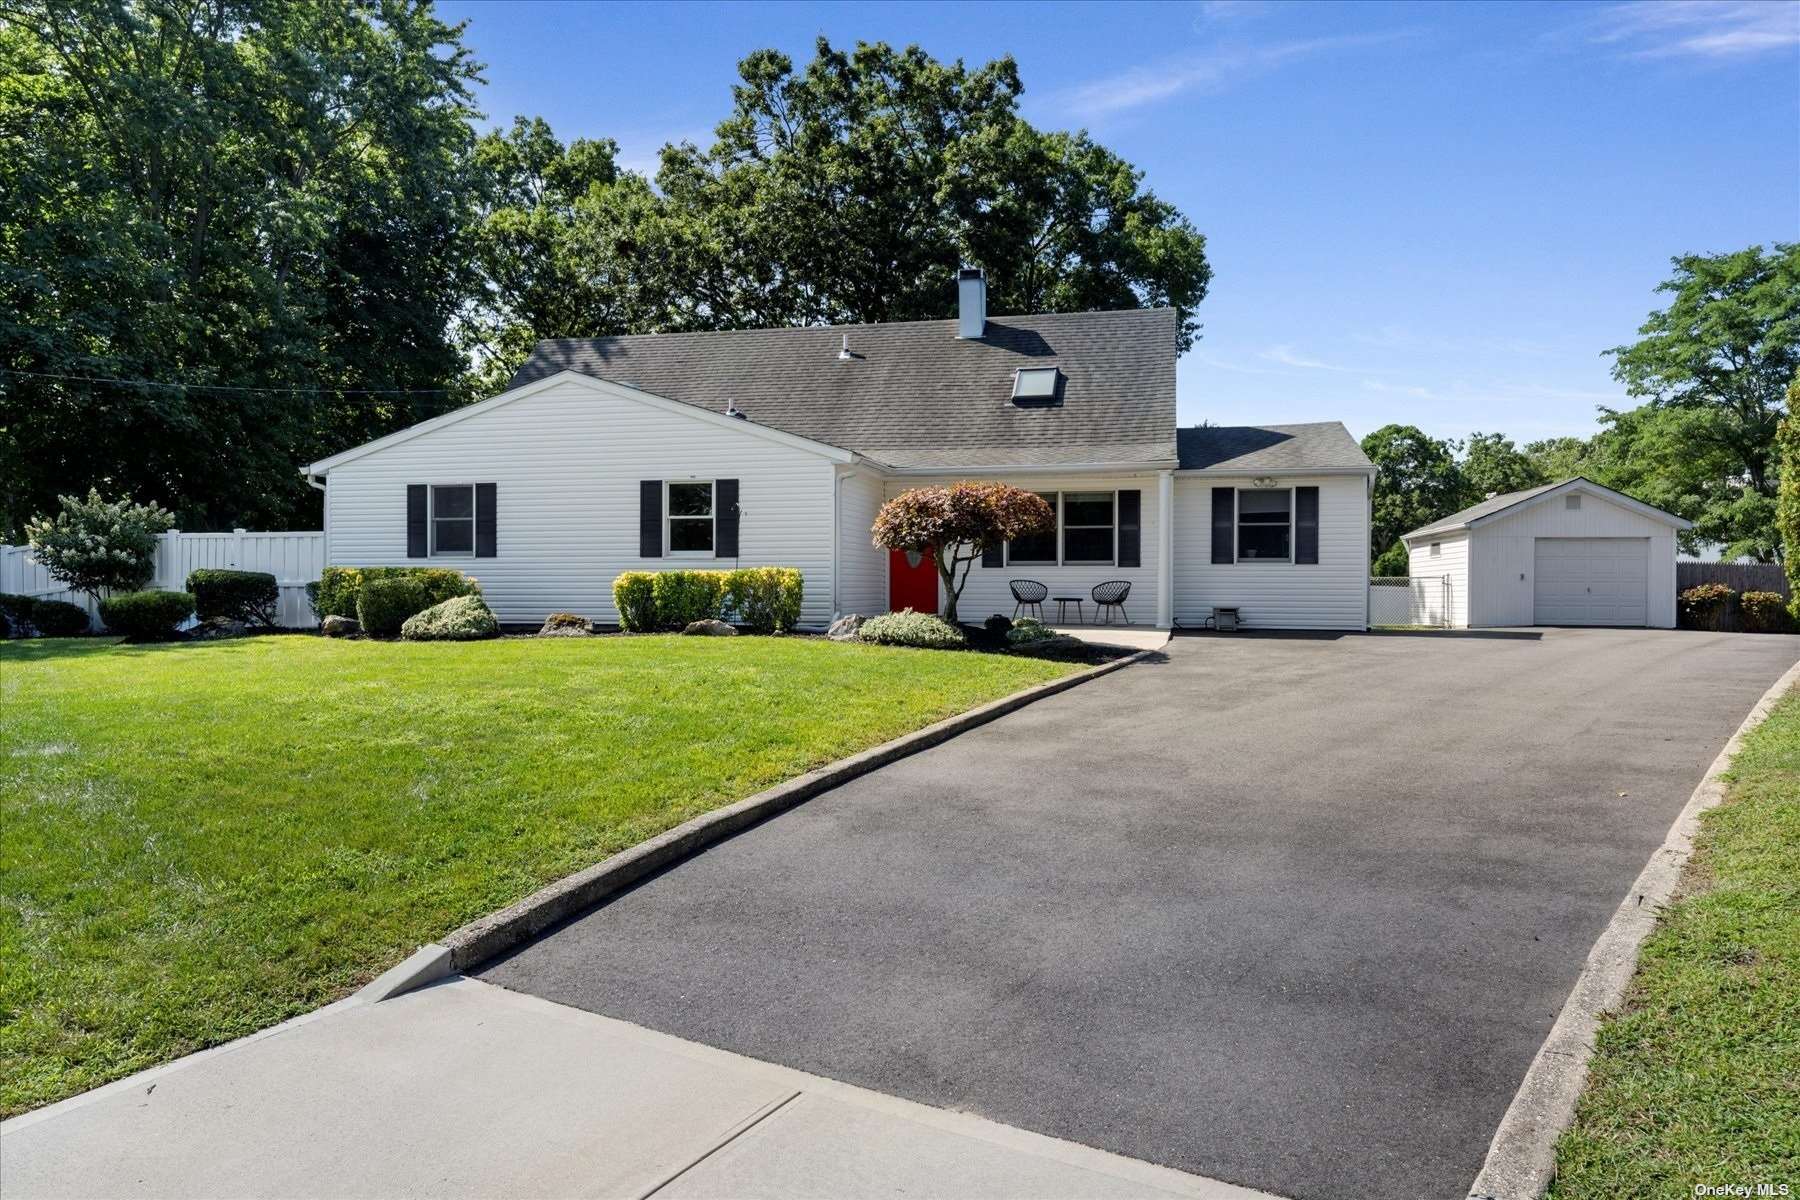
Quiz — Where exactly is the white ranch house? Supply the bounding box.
[303,271,1377,631]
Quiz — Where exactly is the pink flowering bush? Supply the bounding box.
[871,483,1053,623]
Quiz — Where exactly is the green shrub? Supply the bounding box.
[99,590,193,640]
[0,593,36,637]
[400,594,499,641]
[1005,617,1054,646]
[613,567,806,633]
[1739,590,1793,633]
[315,566,477,620]
[1678,582,1734,631]
[724,567,803,633]
[613,572,657,631]
[30,599,90,637]
[858,609,967,649]
[356,576,434,638]
[651,570,726,630]
[186,569,279,626]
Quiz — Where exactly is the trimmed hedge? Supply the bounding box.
[99,590,194,640]
[0,593,36,637]
[612,568,804,632]
[400,594,499,641]
[652,570,726,630]
[30,599,90,637]
[186,569,279,626]
[315,566,478,621]
[857,609,966,649]
[724,567,803,633]
[356,577,434,638]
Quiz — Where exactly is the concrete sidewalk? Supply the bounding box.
[0,977,1272,1200]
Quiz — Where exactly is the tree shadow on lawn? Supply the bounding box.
[1,634,292,664]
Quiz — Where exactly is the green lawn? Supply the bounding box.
[1550,686,1800,1197]
[0,634,1074,1115]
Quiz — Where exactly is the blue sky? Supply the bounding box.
[438,0,1799,446]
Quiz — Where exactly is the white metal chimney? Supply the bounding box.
[957,267,986,339]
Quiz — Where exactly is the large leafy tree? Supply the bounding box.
[0,0,482,537]
[1601,244,1799,561]
[1776,372,1800,611]
[1361,424,1468,560]
[468,39,1212,388]
[1461,431,1548,499]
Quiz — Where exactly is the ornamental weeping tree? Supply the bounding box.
[871,483,1054,624]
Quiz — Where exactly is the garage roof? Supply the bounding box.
[1403,477,1693,540]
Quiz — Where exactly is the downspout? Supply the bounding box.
[1364,473,1373,631]
[306,470,328,576]
[1156,469,1174,628]
[830,467,843,622]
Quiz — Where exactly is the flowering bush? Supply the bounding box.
[1739,590,1792,633]
[1677,582,1734,630]
[871,483,1054,623]
[24,489,174,604]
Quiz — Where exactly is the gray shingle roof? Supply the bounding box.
[1405,481,1563,537]
[1176,422,1373,472]
[509,308,1178,469]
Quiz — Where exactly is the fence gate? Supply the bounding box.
[1369,575,1451,627]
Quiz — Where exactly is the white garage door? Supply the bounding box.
[1533,538,1649,626]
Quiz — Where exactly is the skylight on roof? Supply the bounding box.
[1012,367,1060,402]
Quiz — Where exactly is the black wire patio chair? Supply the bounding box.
[1091,580,1132,625]
[1009,580,1048,620]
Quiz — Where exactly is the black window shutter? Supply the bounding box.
[407,485,427,557]
[639,480,662,558]
[981,541,1003,567]
[1295,486,1319,564]
[475,483,497,558]
[1211,488,1234,564]
[715,479,740,557]
[1117,490,1142,568]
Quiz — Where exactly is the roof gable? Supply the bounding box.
[1402,477,1693,540]
[302,370,854,475]
[509,308,1178,470]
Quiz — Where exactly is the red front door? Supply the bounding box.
[888,548,939,614]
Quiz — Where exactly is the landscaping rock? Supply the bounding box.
[192,617,251,640]
[322,614,360,638]
[683,618,738,636]
[827,614,866,642]
[538,612,593,637]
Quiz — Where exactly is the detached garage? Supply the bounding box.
[1400,478,1691,628]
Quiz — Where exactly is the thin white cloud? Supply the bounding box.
[1568,1,1798,60]
[1261,344,1362,372]
[1056,30,1415,122]
[1351,325,1556,357]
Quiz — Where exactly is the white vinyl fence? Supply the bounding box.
[1,531,324,629]
[1369,575,1452,628]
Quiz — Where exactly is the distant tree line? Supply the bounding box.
[1367,244,1799,570]
[0,3,1209,536]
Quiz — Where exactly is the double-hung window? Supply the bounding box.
[430,484,475,556]
[1061,492,1116,564]
[1007,493,1058,563]
[1236,489,1291,561]
[667,481,715,554]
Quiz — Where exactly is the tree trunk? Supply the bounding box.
[937,555,960,624]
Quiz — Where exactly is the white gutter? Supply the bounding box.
[1174,466,1377,478]
[878,460,1180,477]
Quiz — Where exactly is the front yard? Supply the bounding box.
[1551,685,1800,1196]
[0,634,1074,1115]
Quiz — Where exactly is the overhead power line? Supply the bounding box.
[0,366,457,396]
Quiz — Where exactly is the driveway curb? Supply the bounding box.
[403,647,1160,980]
[1467,655,1800,1200]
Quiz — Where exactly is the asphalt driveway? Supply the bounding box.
[480,628,1799,1200]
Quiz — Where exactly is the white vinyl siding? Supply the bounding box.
[835,467,887,618]
[885,472,1162,624]
[1172,474,1370,630]
[1405,532,1469,628]
[1466,490,1676,627]
[323,377,839,628]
